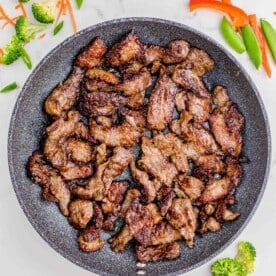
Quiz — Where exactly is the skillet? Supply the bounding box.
[8,18,271,275]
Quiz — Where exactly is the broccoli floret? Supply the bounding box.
[211,258,246,276]
[0,35,32,69]
[32,1,56,24]
[235,241,256,274]
[15,16,46,43]
[19,0,30,2]
[0,35,23,65]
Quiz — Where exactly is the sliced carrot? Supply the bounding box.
[0,48,3,64]
[2,16,19,29]
[55,0,78,34]
[15,2,27,17]
[65,0,78,33]
[248,14,259,36]
[248,14,272,77]
[259,26,272,77]
[38,33,47,39]
[0,5,15,28]
[55,0,66,25]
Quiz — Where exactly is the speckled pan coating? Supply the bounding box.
[8,18,271,275]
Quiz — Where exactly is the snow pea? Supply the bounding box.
[20,47,32,69]
[0,82,18,93]
[220,16,246,53]
[241,25,262,69]
[260,18,276,63]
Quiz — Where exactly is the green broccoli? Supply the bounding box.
[32,0,56,24]
[0,35,32,69]
[0,35,23,65]
[235,241,256,274]
[211,258,246,276]
[15,16,46,43]
[19,0,30,2]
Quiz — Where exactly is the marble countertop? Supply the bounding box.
[0,0,275,275]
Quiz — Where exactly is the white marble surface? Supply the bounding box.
[0,0,275,275]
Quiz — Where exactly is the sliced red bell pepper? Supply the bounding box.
[189,0,249,27]
[221,0,232,4]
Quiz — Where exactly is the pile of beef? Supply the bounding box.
[27,31,245,263]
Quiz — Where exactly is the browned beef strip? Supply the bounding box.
[85,68,120,85]
[68,199,93,229]
[126,199,153,245]
[156,186,175,216]
[75,37,108,68]
[162,39,190,64]
[147,72,178,130]
[44,67,83,118]
[166,198,197,248]
[138,137,178,186]
[172,66,210,98]
[106,32,145,67]
[78,225,105,252]
[210,103,244,157]
[136,242,180,262]
[180,47,214,77]
[79,90,126,117]
[115,67,152,96]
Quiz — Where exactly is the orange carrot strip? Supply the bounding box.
[2,16,19,29]
[0,5,15,27]
[0,48,3,64]
[62,1,67,16]
[38,33,46,39]
[248,14,259,35]
[248,14,272,78]
[15,2,27,17]
[259,26,272,77]
[2,21,10,29]
[12,16,20,21]
[65,0,77,33]
[55,0,66,25]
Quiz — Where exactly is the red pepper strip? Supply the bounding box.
[220,0,234,22]
[189,0,249,27]
[221,0,232,4]
[248,14,271,78]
